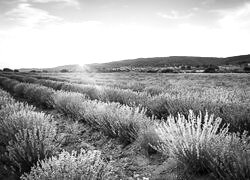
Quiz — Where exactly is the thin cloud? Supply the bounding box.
[28,0,79,8]
[157,10,193,20]
[216,3,250,29]
[5,3,62,28]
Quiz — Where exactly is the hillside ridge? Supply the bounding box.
[88,54,250,69]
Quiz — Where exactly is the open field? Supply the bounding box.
[0,72,249,180]
[33,72,250,90]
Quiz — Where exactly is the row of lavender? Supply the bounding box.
[0,83,113,179]
[1,72,249,133]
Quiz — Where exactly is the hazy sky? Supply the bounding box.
[0,0,250,68]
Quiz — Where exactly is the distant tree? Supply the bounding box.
[181,66,186,70]
[14,69,19,72]
[146,69,158,73]
[30,70,37,73]
[160,69,174,73]
[42,70,48,73]
[3,68,13,72]
[186,65,191,70]
[244,66,250,72]
[60,69,69,73]
[204,65,219,73]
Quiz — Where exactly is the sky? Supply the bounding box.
[0,0,250,68]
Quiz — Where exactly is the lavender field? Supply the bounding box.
[0,71,249,180]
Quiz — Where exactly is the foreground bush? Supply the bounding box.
[0,89,17,178]
[6,111,58,174]
[0,107,58,175]
[0,88,14,108]
[0,88,58,177]
[21,149,112,180]
[155,110,250,179]
[207,132,250,180]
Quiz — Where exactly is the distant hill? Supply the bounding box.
[88,54,250,69]
[17,55,250,73]
[44,64,85,72]
[19,64,87,72]
[18,68,42,72]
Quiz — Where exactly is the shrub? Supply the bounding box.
[0,101,36,120]
[155,110,250,179]
[145,85,165,96]
[35,75,68,82]
[0,88,59,178]
[22,77,37,83]
[53,91,86,120]
[37,79,65,90]
[99,86,149,107]
[159,68,174,73]
[35,80,101,100]
[60,69,69,73]
[21,149,112,180]
[9,74,25,81]
[13,83,27,97]
[137,124,163,155]
[0,78,19,93]
[12,83,56,108]
[146,93,189,119]
[146,92,250,133]
[100,87,133,104]
[3,68,13,72]
[53,91,150,144]
[11,77,151,108]
[127,81,145,92]
[84,101,149,144]
[0,88,14,108]
[155,110,229,175]
[206,132,250,180]
[244,66,250,72]
[0,76,7,82]
[27,85,55,108]
[204,66,218,73]
[61,83,101,100]
[0,107,58,175]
